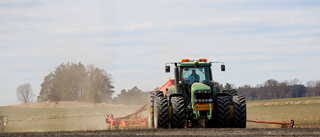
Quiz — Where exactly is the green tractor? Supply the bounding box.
[148,59,246,128]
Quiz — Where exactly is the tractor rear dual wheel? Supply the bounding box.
[232,95,246,128]
[214,95,231,128]
[222,89,238,97]
[148,93,155,128]
[154,91,169,128]
[171,96,185,128]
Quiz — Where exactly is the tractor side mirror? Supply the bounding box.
[165,66,170,73]
[221,65,225,71]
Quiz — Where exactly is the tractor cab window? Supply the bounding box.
[181,67,211,85]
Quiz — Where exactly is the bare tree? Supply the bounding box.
[241,84,255,101]
[316,81,320,96]
[113,86,148,105]
[224,83,232,90]
[264,79,280,99]
[306,80,320,97]
[289,78,302,97]
[16,83,35,103]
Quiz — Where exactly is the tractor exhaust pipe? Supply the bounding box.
[174,63,179,93]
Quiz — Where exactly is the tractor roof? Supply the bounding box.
[177,59,212,67]
[178,62,212,67]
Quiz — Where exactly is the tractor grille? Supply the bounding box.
[193,90,213,104]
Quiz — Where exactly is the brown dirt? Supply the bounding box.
[1,128,320,137]
[296,123,320,128]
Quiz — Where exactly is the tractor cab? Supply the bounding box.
[165,59,225,96]
[164,59,226,120]
[180,65,211,85]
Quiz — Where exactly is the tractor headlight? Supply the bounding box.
[204,90,207,93]
[208,99,213,102]
[194,99,197,103]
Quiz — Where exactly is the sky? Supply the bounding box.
[0,0,320,106]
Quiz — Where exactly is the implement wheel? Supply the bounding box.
[154,91,169,128]
[171,96,185,128]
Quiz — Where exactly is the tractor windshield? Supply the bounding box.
[181,67,211,85]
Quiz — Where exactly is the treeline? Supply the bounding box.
[224,79,320,101]
[112,86,149,105]
[38,62,114,103]
[37,62,320,104]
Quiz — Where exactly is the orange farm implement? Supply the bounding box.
[105,104,148,129]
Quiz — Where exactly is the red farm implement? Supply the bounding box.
[247,119,295,128]
[105,104,148,130]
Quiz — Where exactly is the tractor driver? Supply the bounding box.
[188,70,200,84]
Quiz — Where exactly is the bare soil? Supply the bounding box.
[1,128,320,137]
